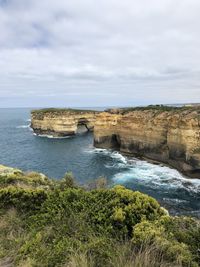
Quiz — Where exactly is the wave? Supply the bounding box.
[180,210,200,216]
[33,133,71,139]
[162,197,189,204]
[16,124,30,129]
[85,147,200,194]
[113,159,200,193]
[85,148,127,164]
[17,118,32,129]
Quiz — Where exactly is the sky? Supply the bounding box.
[0,0,200,107]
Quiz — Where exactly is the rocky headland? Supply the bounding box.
[94,106,200,178]
[31,106,200,178]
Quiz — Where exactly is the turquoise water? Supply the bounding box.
[0,108,199,217]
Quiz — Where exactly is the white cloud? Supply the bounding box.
[0,0,200,107]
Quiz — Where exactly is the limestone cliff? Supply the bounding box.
[94,107,200,178]
[31,108,99,137]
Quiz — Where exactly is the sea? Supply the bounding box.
[0,107,199,217]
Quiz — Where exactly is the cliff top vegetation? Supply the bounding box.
[31,108,99,115]
[31,105,200,117]
[106,104,200,114]
[0,165,199,267]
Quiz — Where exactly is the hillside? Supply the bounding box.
[0,165,199,267]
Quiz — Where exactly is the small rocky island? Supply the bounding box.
[31,106,200,178]
[31,108,99,136]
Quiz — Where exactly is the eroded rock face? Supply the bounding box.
[94,108,200,178]
[31,109,99,137]
[31,107,200,177]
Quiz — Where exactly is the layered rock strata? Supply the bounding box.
[31,108,99,137]
[94,107,200,178]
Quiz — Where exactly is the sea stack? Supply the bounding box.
[31,108,99,137]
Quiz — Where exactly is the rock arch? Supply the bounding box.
[76,118,91,133]
[31,109,98,137]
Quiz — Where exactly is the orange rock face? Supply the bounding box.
[94,108,200,178]
[31,109,98,137]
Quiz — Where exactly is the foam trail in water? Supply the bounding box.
[16,124,30,129]
[33,133,71,139]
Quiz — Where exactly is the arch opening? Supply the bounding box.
[76,118,90,134]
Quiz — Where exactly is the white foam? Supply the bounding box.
[85,148,127,164]
[113,158,200,193]
[111,151,127,164]
[16,124,30,129]
[33,133,71,139]
[84,146,200,193]
[163,198,189,204]
[182,210,200,215]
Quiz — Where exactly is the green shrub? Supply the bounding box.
[26,185,166,239]
[0,169,52,189]
[0,187,47,213]
[59,172,77,190]
[87,177,108,190]
[160,216,200,264]
[85,186,165,236]
[0,168,199,267]
[132,218,199,267]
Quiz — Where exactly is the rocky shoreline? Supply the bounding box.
[94,106,200,178]
[31,106,200,178]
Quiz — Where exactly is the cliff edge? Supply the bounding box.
[94,106,200,178]
[30,106,200,178]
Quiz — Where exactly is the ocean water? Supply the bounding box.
[0,108,199,217]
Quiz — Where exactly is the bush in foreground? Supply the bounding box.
[0,166,199,267]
